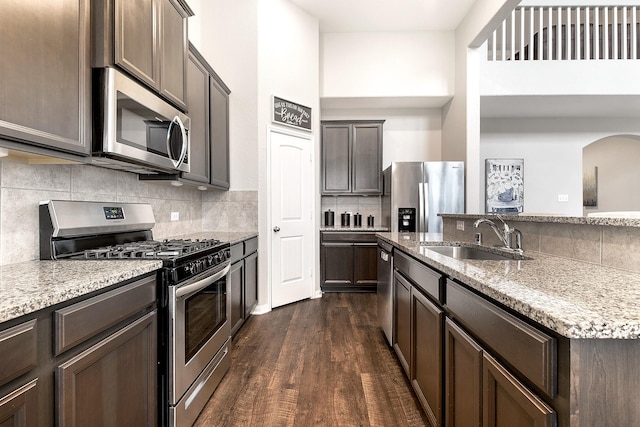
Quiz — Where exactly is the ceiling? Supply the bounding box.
[289,0,477,33]
[290,0,640,118]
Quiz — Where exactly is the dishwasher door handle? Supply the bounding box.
[380,251,389,262]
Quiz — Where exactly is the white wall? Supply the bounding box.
[199,0,259,191]
[481,61,640,97]
[320,32,454,98]
[442,0,521,213]
[321,108,443,167]
[257,0,320,308]
[481,118,640,215]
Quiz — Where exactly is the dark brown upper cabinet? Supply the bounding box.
[139,43,230,190]
[208,69,231,190]
[93,0,193,111]
[321,120,384,195]
[0,0,91,156]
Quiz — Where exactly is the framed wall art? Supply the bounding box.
[272,96,312,131]
[485,158,524,214]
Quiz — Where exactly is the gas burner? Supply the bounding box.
[79,238,222,260]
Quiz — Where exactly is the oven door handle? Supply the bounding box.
[175,264,231,298]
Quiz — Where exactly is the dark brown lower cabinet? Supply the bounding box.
[321,232,377,292]
[444,317,555,427]
[244,251,258,317]
[393,272,411,376]
[57,311,157,426]
[483,353,555,427]
[322,243,353,288]
[445,319,482,427]
[0,379,38,427]
[229,260,245,336]
[411,287,443,427]
[229,237,259,337]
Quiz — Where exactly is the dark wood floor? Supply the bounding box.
[194,293,430,427]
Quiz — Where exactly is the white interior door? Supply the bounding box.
[270,128,314,308]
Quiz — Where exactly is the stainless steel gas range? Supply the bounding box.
[39,200,231,427]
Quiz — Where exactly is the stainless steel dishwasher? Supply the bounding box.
[377,239,394,345]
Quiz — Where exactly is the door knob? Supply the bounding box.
[273,226,281,232]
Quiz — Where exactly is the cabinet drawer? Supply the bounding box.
[230,243,244,263]
[446,280,556,398]
[0,320,37,387]
[244,237,258,254]
[395,250,441,302]
[54,275,156,355]
[321,232,377,243]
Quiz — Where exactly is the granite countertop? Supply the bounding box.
[0,232,258,326]
[378,232,640,339]
[0,260,162,324]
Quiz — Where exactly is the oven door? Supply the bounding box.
[169,262,231,403]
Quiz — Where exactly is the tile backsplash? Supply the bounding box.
[321,195,381,226]
[0,160,257,265]
[442,217,640,274]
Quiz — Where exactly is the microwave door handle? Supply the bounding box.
[167,116,188,168]
[175,264,231,298]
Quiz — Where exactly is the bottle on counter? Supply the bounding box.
[354,213,362,227]
[341,212,350,227]
[324,209,335,226]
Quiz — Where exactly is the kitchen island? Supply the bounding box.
[378,231,640,426]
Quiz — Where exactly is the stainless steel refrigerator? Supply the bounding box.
[381,162,464,234]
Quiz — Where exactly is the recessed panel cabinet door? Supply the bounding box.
[57,311,157,427]
[322,124,351,193]
[394,272,411,376]
[352,123,382,193]
[160,0,188,110]
[412,288,444,427]
[0,380,38,427]
[209,75,231,189]
[483,353,556,427]
[183,48,210,183]
[115,0,159,90]
[0,0,91,154]
[445,319,482,427]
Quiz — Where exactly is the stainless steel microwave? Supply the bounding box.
[92,67,190,174]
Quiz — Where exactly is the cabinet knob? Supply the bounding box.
[273,226,281,232]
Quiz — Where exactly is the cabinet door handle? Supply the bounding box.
[273,226,281,232]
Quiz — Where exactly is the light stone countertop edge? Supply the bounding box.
[377,232,640,339]
[0,260,162,324]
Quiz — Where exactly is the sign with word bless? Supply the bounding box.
[272,96,312,131]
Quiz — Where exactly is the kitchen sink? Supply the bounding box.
[420,245,529,261]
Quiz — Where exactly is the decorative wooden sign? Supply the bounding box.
[272,96,312,131]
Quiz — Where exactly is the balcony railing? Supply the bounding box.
[487,6,640,60]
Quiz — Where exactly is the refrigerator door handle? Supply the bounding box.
[419,182,427,233]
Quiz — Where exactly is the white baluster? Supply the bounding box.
[633,7,638,60]
[510,9,515,60]
[622,7,628,60]
[520,7,525,61]
[611,6,620,59]
[566,7,572,60]
[576,7,581,60]
[595,7,600,59]
[585,6,591,59]
[604,7,609,59]
[538,7,544,60]
[557,7,563,60]
[529,7,535,60]
[500,21,507,61]
[547,7,553,60]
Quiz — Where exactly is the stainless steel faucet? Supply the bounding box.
[473,216,523,252]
